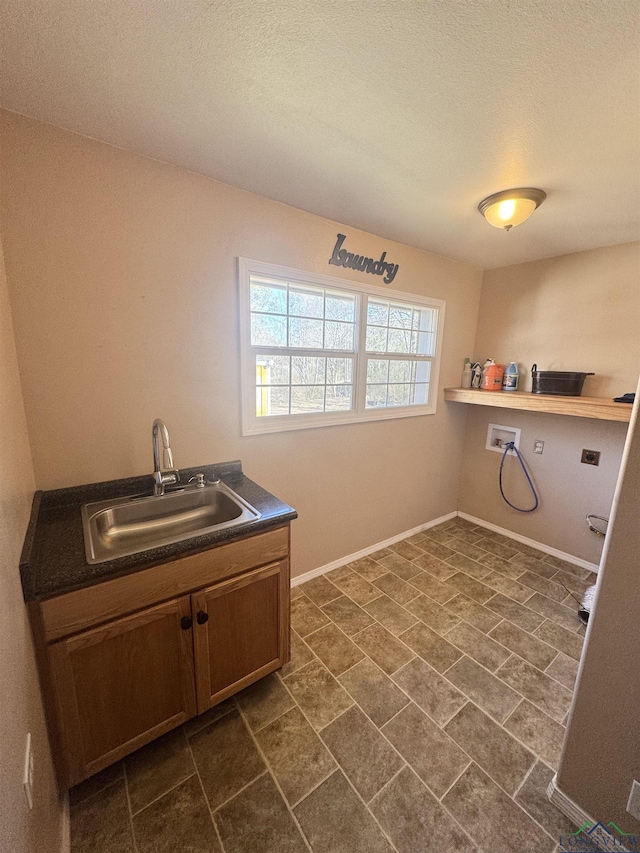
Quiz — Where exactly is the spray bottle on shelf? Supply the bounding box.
[461,358,472,388]
[502,362,519,391]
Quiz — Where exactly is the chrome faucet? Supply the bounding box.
[152,419,179,496]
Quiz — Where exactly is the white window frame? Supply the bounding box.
[238,258,446,436]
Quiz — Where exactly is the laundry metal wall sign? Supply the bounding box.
[328,234,399,284]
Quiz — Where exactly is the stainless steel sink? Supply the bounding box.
[81,482,261,564]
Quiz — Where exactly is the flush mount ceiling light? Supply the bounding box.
[478,188,547,231]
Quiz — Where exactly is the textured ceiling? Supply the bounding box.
[1,0,639,268]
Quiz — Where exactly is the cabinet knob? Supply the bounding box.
[196,611,209,625]
[180,615,193,630]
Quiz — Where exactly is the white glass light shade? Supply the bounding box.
[478,188,546,231]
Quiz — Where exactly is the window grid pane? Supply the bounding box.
[251,280,356,353]
[246,268,441,428]
[255,354,354,417]
[365,358,431,410]
[365,298,438,357]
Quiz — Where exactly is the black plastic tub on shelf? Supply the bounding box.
[531,364,594,396]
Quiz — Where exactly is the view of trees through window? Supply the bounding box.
[364,297,435,409]
[244,268,442,430]
[251,279,356,415]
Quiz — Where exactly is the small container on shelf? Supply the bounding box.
[461,358,472,388]
[481,359,504,391]
[531,364,594,396]
[502,362,519,391]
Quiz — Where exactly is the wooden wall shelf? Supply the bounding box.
[443,388,632,423]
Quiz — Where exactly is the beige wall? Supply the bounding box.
[0,233,63,849]
[1,107,638,838]
[558,379,640,832]
[459,408,626,563]
[458,243,640,563]
[0,110,482,578]
[473,243,640,399]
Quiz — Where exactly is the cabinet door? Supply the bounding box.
[48,595,196,788]
[193,560,289,712]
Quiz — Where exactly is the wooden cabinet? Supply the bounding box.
[47,596,197,786]
[193,561,287,711]
[31,526,290,789]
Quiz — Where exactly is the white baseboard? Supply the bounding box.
[61,791,70,852]
[548,774,595,828]
[291,509,598,587]
[291,511,457,587]
[457,511,600,574]
[548,775,630,852]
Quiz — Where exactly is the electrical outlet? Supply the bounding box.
[627,780,640,821]
[581,449,600,466]
[23,733,33,810]
[533,440,545,454]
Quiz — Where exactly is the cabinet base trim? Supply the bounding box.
[79,711,190,786]
[205,659,282,711]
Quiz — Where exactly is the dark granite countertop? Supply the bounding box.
[20,460,297,602]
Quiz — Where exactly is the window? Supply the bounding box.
[239,259,445,435]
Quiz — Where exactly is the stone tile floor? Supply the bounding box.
[70,517,594,853]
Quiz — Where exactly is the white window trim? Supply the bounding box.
[238,257,446,436]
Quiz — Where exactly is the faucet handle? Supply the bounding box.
[163,447,174,469]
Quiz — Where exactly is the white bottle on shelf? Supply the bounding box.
[503,362,519,391]
[461,358,472,388]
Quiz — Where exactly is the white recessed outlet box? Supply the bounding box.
[486,424,521,454]
[627,779,640,821]
[23,732,34,810]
